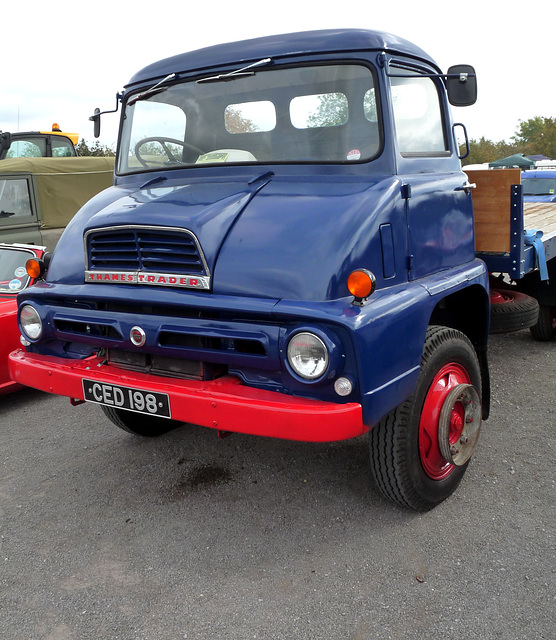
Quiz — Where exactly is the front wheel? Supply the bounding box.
[369,326,483,511]
[101,405,183,437]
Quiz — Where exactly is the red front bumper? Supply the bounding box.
[9,350,366,442]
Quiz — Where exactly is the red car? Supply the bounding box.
[0,243,45,394]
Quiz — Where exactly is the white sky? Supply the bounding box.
[3,0,554,151]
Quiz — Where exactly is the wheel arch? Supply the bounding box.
[429,283,490,419]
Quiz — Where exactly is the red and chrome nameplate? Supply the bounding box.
[85,270,210,290]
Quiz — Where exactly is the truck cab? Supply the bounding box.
[521,169,556,202]
[0,124,78,160]
[10,30,487,510]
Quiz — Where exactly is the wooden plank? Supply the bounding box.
[466,169,521,253]
[524,202,556,239]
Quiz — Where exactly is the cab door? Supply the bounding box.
[389,70,475,280]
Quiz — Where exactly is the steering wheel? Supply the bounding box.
[134,137,205,168]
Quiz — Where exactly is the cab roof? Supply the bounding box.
[127,28,438,88]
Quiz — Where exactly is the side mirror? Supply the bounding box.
[90,108,101,139]
[88,93,122,139]
[447,65,477,107]
[0,131,12,153]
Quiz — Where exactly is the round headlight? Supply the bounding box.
[287,332,329,380]
[20,304,42,341]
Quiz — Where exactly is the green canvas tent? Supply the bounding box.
[489,153,535,169]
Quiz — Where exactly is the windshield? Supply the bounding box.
[0,247,35,294]
[522,177,556,196]
[118,64,381,173]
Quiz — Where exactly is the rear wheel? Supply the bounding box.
[101,405,183,437]
[369,326,482,511]
[530,305,556,341]
[489,288,539,334]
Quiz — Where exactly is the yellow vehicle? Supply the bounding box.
[0,124,79,160]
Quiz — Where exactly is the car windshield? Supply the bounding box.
[0,247,34,294]
[118,64,381,173]
[522,177,556,196]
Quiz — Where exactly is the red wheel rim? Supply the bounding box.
[419,363,471,480]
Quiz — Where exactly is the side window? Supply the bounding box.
[0,178,33,222]
[7,139,45,158]
[391,76,447,155]
[51,137,75,157]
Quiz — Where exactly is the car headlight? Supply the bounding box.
[287,332,329,380]
[20,304,42,341]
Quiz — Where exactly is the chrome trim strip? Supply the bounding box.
[85,269,210,290]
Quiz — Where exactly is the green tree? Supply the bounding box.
[225,107,258,133]
[76,138,115,157]
[462,137,518,165]
[307,93,348,128]
[512,116,556,159]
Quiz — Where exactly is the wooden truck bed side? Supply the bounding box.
[466,168,556,278]
[467,168,520,253]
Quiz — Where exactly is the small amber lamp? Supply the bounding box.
[26,258,45,280]
[347,269,376,306]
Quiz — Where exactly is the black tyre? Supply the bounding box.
[530,305,556,341]
[101,405,183,437]
[369,326,482,511]
[489,288,539,334]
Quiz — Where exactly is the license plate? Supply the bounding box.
[82,379,171,418]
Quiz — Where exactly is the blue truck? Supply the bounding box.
[10,29,553,510]
[522,169,556,203]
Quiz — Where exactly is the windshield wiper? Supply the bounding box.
[197,58,272,84]
[128,73,177,105]
[0,210,15,217]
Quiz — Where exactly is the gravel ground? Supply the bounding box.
[1,330,554,639]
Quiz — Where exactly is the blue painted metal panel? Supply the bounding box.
[127,29,440,88]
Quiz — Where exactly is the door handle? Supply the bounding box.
[456,181,476,194]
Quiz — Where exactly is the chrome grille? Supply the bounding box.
[85,226,208,276]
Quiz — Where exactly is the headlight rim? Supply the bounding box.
[286,330,330,382]
[19,303,43,341]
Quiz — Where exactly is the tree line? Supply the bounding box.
[462,116,556,165]
[75,139,115,157]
